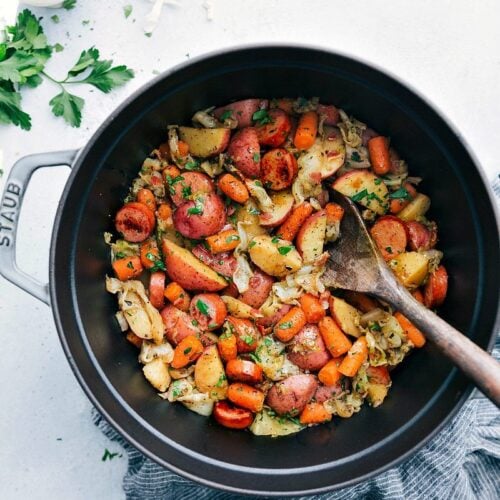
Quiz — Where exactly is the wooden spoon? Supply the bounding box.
[322,190,500,407]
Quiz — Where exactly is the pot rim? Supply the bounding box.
[49,43,500,496]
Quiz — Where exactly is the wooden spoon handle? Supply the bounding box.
[384,286,500,407]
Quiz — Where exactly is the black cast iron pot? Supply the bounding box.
[1,46,499,496]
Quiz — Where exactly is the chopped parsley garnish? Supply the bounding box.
[385,246,393,254]
[248,206,261,215]
[126,261,134,269]
[184,160,200,171]
[350,151,362,162]
[196,299,209,316]
[263,337,273,347]
[187,203,203,215]
[253,153,260,163]
[191,319,199,326]
[216,373,227,387]
[225,234,240,243]
[183,347,192,355]
[271,236,281,244]
[248,240,257,248]
[51,15,60,23]
[219,109,232,121]
[388,187,412,200]
[278,245,293,255]
[279,321,292,329]
[350,189,369,202]
[114,251,125,259]
[123,4,133,18]
[181,185,192,198]
[248,352,261,363]
[252,109,272,125]
[62,0,77,9]
[370,322,382,332]
[374,178,382,185]
[102,448,121,461]
[254,180,263,187]
[242,335,254,345]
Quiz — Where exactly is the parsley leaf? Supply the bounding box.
[225,234,240,243]
[252,109,272,125]
[0,85,31,130]
[196,299,210,316]
[278,321,292,329]
[49,88,84,127]
[78,60,134,93]
[51,15,60,24]
[123,5,133,18]
[350,151,362,162]
[54,43,64,53]
[388,187,412,200]
[67,47,99,77]
[63,0,77,10]
[351,189,369,202]
[101,448,121,461]
[0,51,43,84]
[187,206,203,215]
[219,109,232,121]
[278,245,293,255]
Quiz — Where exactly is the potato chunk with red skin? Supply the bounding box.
[287,324,331,372]
[227,127,261,178]
[261,148,298,190]
[265,374,318,416]
[169,172,214,207]
[173,192,226,239]
[191,244,236,278]
[189,293,227,331]
[256,109,292,147]
[214,99,268,128]
[238,269,274,308]
[160,305,200,345]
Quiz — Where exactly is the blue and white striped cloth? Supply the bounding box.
[93,175,500,499]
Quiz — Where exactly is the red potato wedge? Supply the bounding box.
[189,293,227,331]
[213,401,254,429]
[287,324,331,372]
[238,269,274,308]
[261,148,298,190]
[297,126,345,182]
[162,239,227,291]
[255,109,292,147]
[178,127,230,158]
[227,127,261,178]
[314,382,343,403]
[366,365,391,385]
[173,192,226,239]
[265,374,318,416]
[317,104,340,125]
[296,210,327,263]
[370,215,407,261]
[258,190,294,228]
[333,169,389,215]
[329,296,362,337]
[191,245,236,278]
[256,304,292,328]
[214,99,268,128]
[405,221,435,251]
[115,202,155,243]
[160,305,200,345]
[169,172,214,206]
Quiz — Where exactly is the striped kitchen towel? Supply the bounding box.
[93,176,500,499]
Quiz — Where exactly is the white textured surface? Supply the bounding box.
[0,1,499,499]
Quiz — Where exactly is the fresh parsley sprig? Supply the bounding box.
[0,10,134,130]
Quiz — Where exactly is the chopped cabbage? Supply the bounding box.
[337,109,366,148]
[232,222,254,293]
[139,340,174,364]
[245,179,274,212]
[324,391,364,418]
[250,408,304,437]
[254,336,300,381]
[106,277,164,344]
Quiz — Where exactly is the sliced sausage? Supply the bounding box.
[317,104,340,125]
[261,148,298,190]
[189,293,227,331]
[266,374,318,416]
[256,109,292,147]
[173,192,226,239]
[214,99,268,128]
[287,324,331,372]
[213,401,254,429]
[424,265,448,308]
[191,245,237,278]
[169,172,214,207]
[160,305,200,345]
[225,359,263,384]
[238,269,274,309]
[149,271,165,309]
[370,215,407,261]
[405,221,436,251]
[115,202,155,242]
[227,127,261,178]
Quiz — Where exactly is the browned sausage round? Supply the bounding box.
[265,374,318,416]
[286,324,331,371]
[405,221,436,251]
[169,172,214,206]
[173,192,226,239]
[370,215,407,261]
[213,401,254,429]
[261,148,298,190]
[160,305,200,345]
[256,109,292,147]
[189,293,227,331]
[115,202,155,242]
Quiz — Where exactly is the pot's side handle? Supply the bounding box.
[0,150,79,305]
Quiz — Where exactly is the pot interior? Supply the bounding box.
[51,47,499,494]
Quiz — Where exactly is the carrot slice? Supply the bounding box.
[318,317,352,357]
[318,358,343,386]
[338,337,368,377]
[177,140,190,157]
[294,111,318,150]
[368,136,391,175]
[140,239,161,269]
[394,312,426,348]
[389,182,417,214]
[299,402,332,425]
[227,383,265,413]
[206,229,240,254]
[217,332,238,362]
[325,202,344,223]
[112,256,143,281]
[125,331,143,349]
[276,202,313,241]
[218,173,249,204]
[299,294,325,323]
[164,281,190,312]
[274,306,307,342]
[171,335,204,369]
